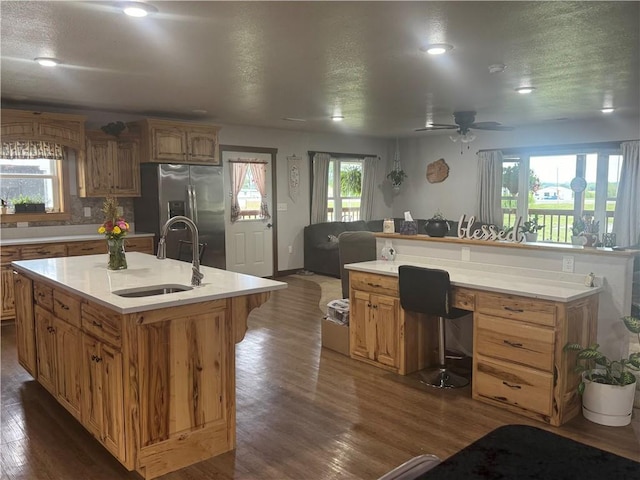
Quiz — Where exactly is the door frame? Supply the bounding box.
[219,144,278,278]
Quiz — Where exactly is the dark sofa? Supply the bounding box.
[303,218,491,277]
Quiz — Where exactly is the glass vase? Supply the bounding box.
[107,238,127,270]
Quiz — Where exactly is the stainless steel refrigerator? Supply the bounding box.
[134,164,226,269]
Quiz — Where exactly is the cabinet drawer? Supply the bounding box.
[125,237,154,254]
[475,356,553,416]
[53,289,81,328]
[475,314,555,372]
[476,292,556,327]
[33,281,54,311]
[67,240,105,256]
[21,244,67,260]
[81,302,122,348]
[452,288,475,311]
[1,247,21,265]
[350,271,398,297]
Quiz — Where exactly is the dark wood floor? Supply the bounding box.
[1,276,639,479]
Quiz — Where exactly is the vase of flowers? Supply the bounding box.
[99,196,129,270]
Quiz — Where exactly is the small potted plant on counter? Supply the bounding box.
[1,199,7,215]
[570,216,586,245]
[564,316,640,426]
[520,214,544,242]
[579,214,600,247]
[11,194,45,213]
[424,210,450,237]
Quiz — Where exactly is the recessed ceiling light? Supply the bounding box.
[515,86,536,94]
[331,115,344,122]
[421,43,454,55]
[601,108,615,114]
[283,117,307,122]
[34,57,60,67]
[488,63,506,74]
[122,1,158,17]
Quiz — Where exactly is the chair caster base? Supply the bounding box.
[420,368,469,389]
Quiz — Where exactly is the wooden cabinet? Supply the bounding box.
[81,333,125,460]
[14,272,36,376]
[1,109,85,150]
[79,131,140,197]
[131,118,220,165]
[350,288,400,370]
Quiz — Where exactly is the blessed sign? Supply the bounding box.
[457,214,525,243]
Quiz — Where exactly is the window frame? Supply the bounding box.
[327,157,363,222]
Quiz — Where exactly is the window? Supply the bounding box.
[0,158,64,213]
[501,147,621,243]
[235,167,263,220]
[327,158,363,221]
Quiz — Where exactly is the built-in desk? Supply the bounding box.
[345,258,601,426]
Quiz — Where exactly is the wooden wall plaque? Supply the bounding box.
[426,158,449,183]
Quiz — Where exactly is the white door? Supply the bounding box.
[223,150,274,277]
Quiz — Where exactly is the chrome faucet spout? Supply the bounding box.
[157,215,203,287]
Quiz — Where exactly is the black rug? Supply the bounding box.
[415,424,640,480]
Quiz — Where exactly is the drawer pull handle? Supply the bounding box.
[503,306,524,313]
[502,381,522,390]
[493,396,508,401]
[91,320,103,328]
[60,304,70,310]
[367,303,372,308]
[503,340,523,348]
[372,304,378,309]
[91,355,103,363]
[366,282,382,288]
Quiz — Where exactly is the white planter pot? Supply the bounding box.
[582,373,637,426]
[524,232,538,242]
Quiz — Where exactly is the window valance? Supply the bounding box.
[1,140,65,160]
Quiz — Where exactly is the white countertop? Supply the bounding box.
[345,258,602,302]
[12,252,287,314]
[1,232,154,246]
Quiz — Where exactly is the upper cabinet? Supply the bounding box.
[129,118,221,165]
[78,131,140,197]
[1,109,85,150]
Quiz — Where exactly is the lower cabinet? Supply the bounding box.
[82,333,125,461]
[14,272,36,376]
[350,289,400,370]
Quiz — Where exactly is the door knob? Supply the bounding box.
[266,223,273,228]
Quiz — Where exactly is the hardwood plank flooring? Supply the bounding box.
[1,275,639,479]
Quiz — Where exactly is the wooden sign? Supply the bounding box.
[426,158,449,183]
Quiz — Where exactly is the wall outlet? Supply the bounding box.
[17,222,29,228]
[562,256,574,273]
[288,245,293,254]
[117,206,124,216]
[83,207,91,217]
[461,247,470,261]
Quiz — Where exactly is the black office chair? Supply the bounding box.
[398,265,470,388]
[177,240,207,263]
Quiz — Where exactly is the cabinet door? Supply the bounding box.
[1,267,16,319]
[101,343,125,460]
[350,290,374,360]
[372,294,400,368]
[67,240,105,257]
[14,272,36,376]
[81,334,103,439]
[151,126,187,162]
[34,306,57,395]
[55,318,82,420]
[187,130,218,164]
[113,139,140,196]
[84,136,114,196]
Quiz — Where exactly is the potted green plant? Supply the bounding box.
[570,216,586,245]
[11,194,45,213]
[580,214,600,247]
[520,214,544,242]
[564,316,640,426]
[386,169,407,191]
[1,198,7,215]
[424,210,450,237]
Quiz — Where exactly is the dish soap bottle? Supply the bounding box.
[380,240,396,261]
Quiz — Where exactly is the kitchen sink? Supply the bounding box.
[112,284,193,298]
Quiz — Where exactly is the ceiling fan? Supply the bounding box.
[415,111,514,140]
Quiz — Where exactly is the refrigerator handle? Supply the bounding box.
[191,185,199,224]
[185,184,193,220]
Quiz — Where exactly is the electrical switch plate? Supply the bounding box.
[562,256,574,273]
[288,245,293,254]
[83,207,91,217]
[277,203,288,211]
[117,206,124,216]
[461,247,470,261]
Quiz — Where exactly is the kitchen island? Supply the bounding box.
[11,252,286,479]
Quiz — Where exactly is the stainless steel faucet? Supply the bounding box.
[157,215,204,287]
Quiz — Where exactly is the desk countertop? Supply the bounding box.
[345,258,601,302]
[12,252,287,314]
[0,232,154,246]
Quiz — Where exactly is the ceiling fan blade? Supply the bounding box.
[414,124,457,132]
[470,121,515,131]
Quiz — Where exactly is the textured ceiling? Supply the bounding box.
[1,1,638,138]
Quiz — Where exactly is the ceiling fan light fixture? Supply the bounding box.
[515,86,536,94]
[34,57,60,67]
[422,43,453,55]
[122,1,158,17]
[601,107,615,114]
